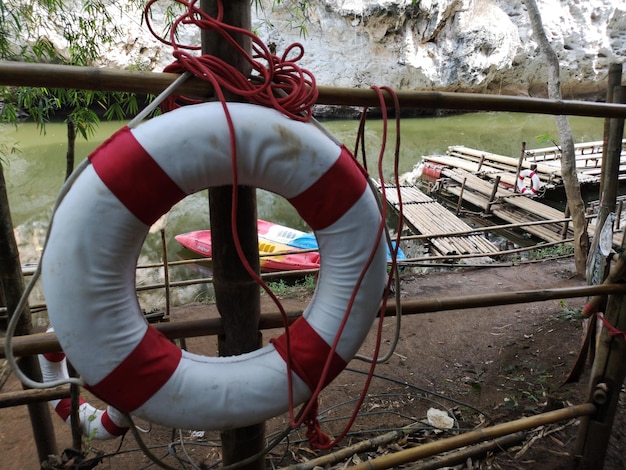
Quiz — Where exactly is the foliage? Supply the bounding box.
[0,140,19,167]
[528,242,575,260]
[557,299,583,322]
[253,0,309,38]
[265,274,317,298]
[536,132,559,147]
[0,0,151,135]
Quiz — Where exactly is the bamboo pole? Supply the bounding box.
[485,175,501,215]
[348,403,596,470]
[1,61,626,117]
[599,63,623,197]
[514,141,526,193]
[200,2,264,468]
[407,432,526,470]
[0,156,57,462]
[0,386,70,408]
[574,291,626,469]
[3,282,626,360]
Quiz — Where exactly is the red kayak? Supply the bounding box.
[174,229,320,273]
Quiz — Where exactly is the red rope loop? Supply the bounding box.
[597,312,626,341]
[144,0,318,120]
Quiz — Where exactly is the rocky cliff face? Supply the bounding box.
[88,1,626,107]
[250,0,625,99]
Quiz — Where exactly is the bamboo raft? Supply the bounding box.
[434,167,574,244]
[373,181,499,257]
[424,139,626,190]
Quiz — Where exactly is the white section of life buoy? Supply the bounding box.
[42,102,387,431]
[517,168,541,195]
[38,331,128,439]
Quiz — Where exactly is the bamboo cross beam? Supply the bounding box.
[4,282,626,359]
[1,61,626,118]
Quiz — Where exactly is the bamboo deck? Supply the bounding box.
[373,181,499,257]
[425,139,626,189]
[437,167,574,243]
[418,140,626,247]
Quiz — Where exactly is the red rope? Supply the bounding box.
[596,312,626,341]
[144,0,317,120]
[303,87,404,450]
[142,0,403,450]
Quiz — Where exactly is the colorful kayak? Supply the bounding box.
[175,219,405,272]
[174,229,321,273]
[257,219,406,262]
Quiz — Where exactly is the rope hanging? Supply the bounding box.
[144,0,317,120]
[143,0,404,450]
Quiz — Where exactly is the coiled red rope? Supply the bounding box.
[144,0,317,120]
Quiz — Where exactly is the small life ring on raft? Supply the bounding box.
[516,168,542,195]
[42,102,387,431]
[38,329,128,440]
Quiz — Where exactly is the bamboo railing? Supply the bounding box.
[1,61,626,118]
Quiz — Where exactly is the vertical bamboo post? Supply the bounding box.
[598,64,623,199]
[201,2,264,469]
[476,153,485,172]
[561,204,570,239]
[514,141,526,194]
[0,163,57,465]
[485,175,501,215]
[455,177,467,215]
[574,290,626,469]
[599,86,626,220]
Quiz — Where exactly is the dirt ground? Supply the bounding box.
[1,257,625,469]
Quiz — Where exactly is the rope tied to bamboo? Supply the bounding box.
[143,0,318,120]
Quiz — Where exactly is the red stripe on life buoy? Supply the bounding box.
[101,410,128,437]
[271,317,347,391]
[55,397,86,421]
[43,351,66,363]
[86,328,182,412]
[89,127,186,226]
[289,146,366,230]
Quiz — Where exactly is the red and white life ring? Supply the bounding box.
[42,102,387,431]
[516,168,541,195]
[38,329,128,439]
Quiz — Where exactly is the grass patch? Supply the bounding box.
[264,275,317,299]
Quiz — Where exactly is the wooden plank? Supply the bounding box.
[373,181,499,257]
[424,140,626,190]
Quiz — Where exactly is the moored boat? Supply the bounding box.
[174,229,321,272]
[257,219,406,262]
[175,219,405,272]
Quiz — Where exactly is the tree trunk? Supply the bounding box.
[523,0,589,275]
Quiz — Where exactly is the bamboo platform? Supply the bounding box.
[424,139,626,189]
[419,140,626,247]
[437,168,574,243]
[373,181,499,257]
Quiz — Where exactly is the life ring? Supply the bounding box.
[516,168,541,195]
[42,102,387,430]
[38,329,128,440]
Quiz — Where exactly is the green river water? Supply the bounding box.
[0,111,606,319]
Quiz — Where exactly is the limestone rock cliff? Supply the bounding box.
[51,1,626,107]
